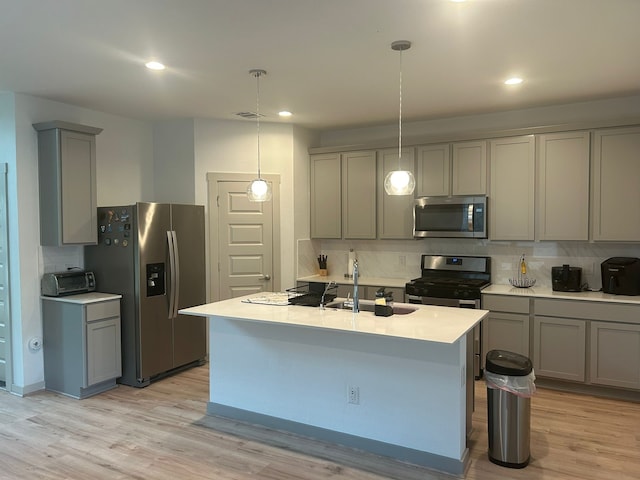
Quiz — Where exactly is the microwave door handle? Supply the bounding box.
[467,204,474,231]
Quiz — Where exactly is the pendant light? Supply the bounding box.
[247,69,272,202]
[384,40,415,196]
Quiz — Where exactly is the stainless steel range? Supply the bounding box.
[405,254,491,378]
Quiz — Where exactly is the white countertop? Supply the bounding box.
[180,294,487,344]
[483,284,640,305]
[297,275,407,289]
[41,292,122,304]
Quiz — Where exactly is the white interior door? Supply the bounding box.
[217,180,274,300]
[0,164,10,387]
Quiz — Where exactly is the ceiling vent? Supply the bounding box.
[235,111,265,119]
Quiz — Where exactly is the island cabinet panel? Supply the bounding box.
[537,131,590,241]
[34,121,102,246]
[377,147,415,239]
[592,126,640,241]
[310,153,342,238]
[590,322,640,390]
[481,295,531,367]
[342,151,377,239]
[489,135,535,240]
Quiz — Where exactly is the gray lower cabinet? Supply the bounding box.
[481,295,530,366]
[590,321,640,390]
[533,315,586,382]
[43,296,122,399]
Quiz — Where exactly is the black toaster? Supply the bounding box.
[601,257,640,295]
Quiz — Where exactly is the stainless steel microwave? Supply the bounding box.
[413,196,487,238]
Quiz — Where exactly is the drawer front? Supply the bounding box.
[535,298,640,323]
[86,300,120,322]
[482,294,530,314]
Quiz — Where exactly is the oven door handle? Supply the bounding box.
[458,299,479,308]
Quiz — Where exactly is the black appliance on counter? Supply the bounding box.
[551,264,583,292]
[405,254,491,379]
[601,257,640,295]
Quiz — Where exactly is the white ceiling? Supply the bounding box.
[2,0,639,130]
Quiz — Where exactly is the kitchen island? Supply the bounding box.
[180,295,487,476]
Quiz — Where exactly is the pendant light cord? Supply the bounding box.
[398,48,403,168]
[255,71,262,179]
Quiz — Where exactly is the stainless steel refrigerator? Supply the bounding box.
[85,202,206,387]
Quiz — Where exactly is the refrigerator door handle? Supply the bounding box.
[167,230,177,320]
[171,230,181,318]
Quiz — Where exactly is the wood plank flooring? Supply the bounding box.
[1,364,638,479]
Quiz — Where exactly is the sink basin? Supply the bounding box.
[325,300,416,315]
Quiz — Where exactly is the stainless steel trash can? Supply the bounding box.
[485,350,534,468]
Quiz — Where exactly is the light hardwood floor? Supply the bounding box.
[1,365,638,479]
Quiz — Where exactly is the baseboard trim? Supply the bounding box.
[207,402,468,477]
[12,380,45,397]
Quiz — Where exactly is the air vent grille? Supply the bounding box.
[235,111,265,119]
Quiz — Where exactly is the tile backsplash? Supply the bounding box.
[298,238,640,290]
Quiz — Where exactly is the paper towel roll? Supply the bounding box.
[348,249,356,276]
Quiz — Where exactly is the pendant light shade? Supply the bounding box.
[384,40,415,196]
[247,69,272,202]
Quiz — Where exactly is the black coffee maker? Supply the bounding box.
[551,264,582,292]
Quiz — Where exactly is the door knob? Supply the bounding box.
[262,274,271,281]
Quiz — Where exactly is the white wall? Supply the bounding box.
[319,94,640,147]
[192,118,315,291]
[8,93,153,393]
[153,118,196,203]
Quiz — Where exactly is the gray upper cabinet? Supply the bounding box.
[592,126,640,241]
[489,135,535,241]
[34,121,102,246]
[310,153,342,238]
[416,143,450,196]
[451,140,487,195]
[377,147,415,239]
[537,131,590,241]
[342,151,377,239]
[416,141,486,197]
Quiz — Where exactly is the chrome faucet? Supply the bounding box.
[319,280,335,310]
[352,259,359,313]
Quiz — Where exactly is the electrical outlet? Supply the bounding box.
[348,385,360,405]
[399,255,406,267]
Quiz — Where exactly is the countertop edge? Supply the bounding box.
[482,285,640,305]
[41,292,123,304]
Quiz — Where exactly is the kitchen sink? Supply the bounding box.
[325,299,416,315]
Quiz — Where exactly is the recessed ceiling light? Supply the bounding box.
[145,61,166,71]
[504,77,523,85]
[278,111,292,118]
[450,0,467,3]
